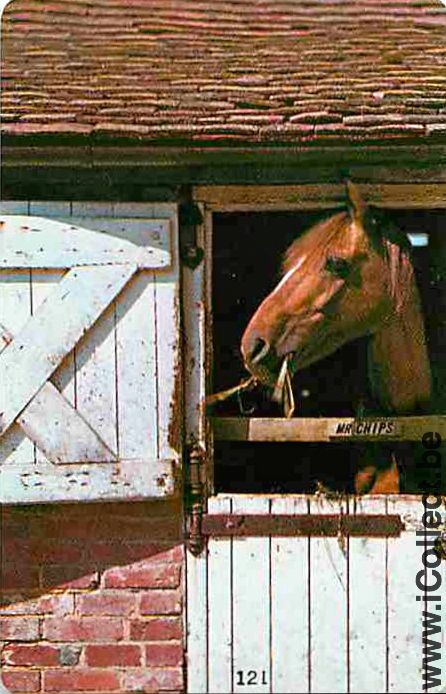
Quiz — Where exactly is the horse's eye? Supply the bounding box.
[325,255,351,278]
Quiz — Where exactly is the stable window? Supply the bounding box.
[187,185,446,497]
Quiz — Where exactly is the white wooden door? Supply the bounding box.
[0,201,180,503]
[186,495,445,694]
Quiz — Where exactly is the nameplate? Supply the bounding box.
[329,419,402,440]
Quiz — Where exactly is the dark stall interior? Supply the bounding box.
[211,209,445,494]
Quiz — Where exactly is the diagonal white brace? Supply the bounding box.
[0,264,137,437]
[0,319,116,463]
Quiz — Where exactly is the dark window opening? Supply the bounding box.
[211,210,445,494]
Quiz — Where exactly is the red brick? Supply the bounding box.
[84,542,169,563]
[0,617,39,641]
[43,617,123,642]
[76,592,136,616]
[50,515,180,541]
[3,538,84,564]
[2,644,59,666]
[0,593,74,616]
[1,564,40,590]
[145,642,183,666]
[44,669,120,692]
[41,567,99,590]
[85,644,142,667]
[123,667,183,692]
[148,546,183,564]
[103,562,180,589]
[130,618,182,641]
[140,589,182,615]
[1,670,40,692]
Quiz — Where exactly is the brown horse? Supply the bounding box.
[241,182,431,493]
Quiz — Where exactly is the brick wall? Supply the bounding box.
[0,500,185,693]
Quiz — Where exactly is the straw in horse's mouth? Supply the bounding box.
[272,353,295,418]
[205,353,296,419]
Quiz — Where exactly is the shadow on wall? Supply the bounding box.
[1,499,183,601]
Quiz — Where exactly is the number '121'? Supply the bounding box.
[236,670,268,686]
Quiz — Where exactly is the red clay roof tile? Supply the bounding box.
[1,0,446,145]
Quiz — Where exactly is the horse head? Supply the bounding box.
[241,182,431,415]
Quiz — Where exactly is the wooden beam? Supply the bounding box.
[0,216,171,269]
[212,416,446,443]
[18,384,117,464]
[2,143,446,169]
[194,183,446,210]
[0,458,175,503]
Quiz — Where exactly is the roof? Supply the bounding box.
[2,0,446,146]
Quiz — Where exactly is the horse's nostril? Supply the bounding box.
[249,337,270,365]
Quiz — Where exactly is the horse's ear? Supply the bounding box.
[346,180,367,221]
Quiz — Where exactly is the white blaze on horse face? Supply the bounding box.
[270,254,307,299]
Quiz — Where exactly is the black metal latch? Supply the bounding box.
[179,201,204,269]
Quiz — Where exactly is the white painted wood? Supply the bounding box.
[114,203,156,217]
[75,298,118,456]
[186,539,208,693]
[183,207,207,446]
[116,272,158,460]
[309,495,348,694]
[0,458,175,503]
[387,497,425,693]
[29,201,71,216]
[208,497,232,694]
[0,264,136,437]
[0,270,34,466]
[214,416,446,443]
[69,217,170,266]
[349,496,387,694]
[187,495,435,693]
[18,383,116,463]
[0,205,180,503]
[0,216,170,269]
[29,269,76,464]
[154,211,181,462]
[30,269,66,465]
[71,202,114,216]
[0,201,29,214]
[232,496,271,694]
[0,269,115,464]
[270,496,309,693]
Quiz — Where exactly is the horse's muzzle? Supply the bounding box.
[246,336,270,366]
[241,330,281,386]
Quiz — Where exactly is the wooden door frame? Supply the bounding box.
[191,182,446,498]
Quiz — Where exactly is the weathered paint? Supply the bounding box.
[0,215,171,269]
[186,494,445,694]
[0,203,180,503]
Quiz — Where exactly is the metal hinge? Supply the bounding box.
[185,442,207,555]
[179,201,204,269]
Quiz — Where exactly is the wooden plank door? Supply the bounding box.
[0,202,180,503]
[186,494,444,693]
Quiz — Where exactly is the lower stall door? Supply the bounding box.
[186,495,445,694]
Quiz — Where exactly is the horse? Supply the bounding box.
[241,182,431,494]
